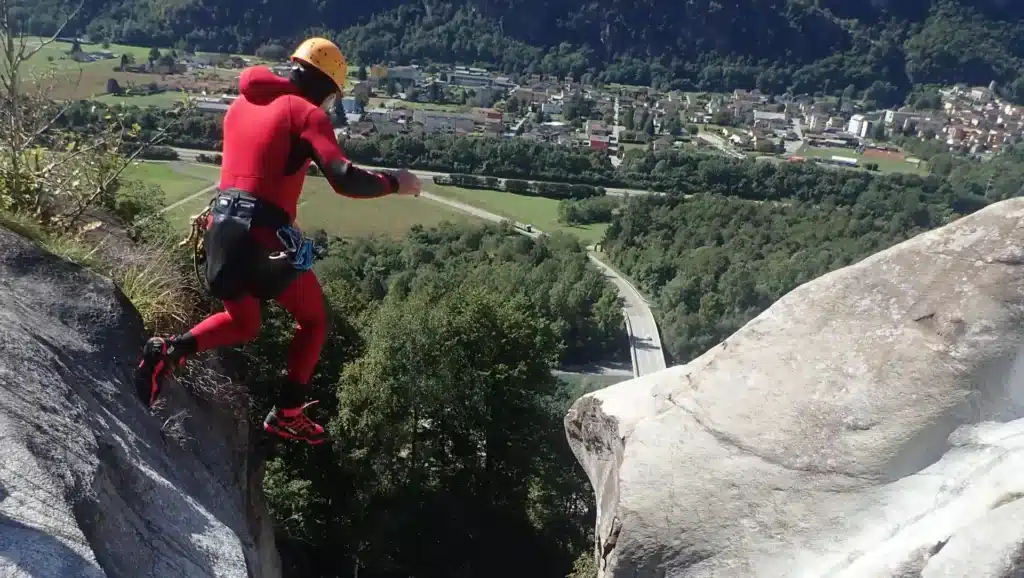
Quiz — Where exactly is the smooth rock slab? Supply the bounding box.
[566,198,1024,577]
[0,226,280,578]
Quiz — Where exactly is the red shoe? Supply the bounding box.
[134,336,187,408]
[263,400,327,445]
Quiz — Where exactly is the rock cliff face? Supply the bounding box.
[0,226,281,578]
[566,198,1024,577]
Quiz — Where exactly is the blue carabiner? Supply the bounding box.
[276,224,314,272]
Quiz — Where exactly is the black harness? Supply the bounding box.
[199,189,300,301]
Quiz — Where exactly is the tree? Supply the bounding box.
[426,81,442,103]
[665,114,683,136]
[622,106,634,130]
[0,0,192,231]
[354,91,370,110]
[255,42,288,61]
[871,121,887,141]
[148,46,160,63]
[157,52,175,70]
[330,285,578,576]
[357,65,367,81]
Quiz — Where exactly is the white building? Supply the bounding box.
[386,66,423,83]
[753,110,787,129]
[847,114,870,138]
[413,109,475,134]
[541,99,563,115]
[448,71,492,88]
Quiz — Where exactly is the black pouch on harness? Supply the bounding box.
[202,189,298,301]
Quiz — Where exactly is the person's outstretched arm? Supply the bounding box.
[301,109,399,198]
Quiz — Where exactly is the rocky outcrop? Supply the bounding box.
[565,197,1024,577]
[0,226,280,578]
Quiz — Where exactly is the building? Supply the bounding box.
[448,70,492,88]
[847,114,870,137]
[541,99,563,115]
[366,108,391,123]
[350,81,372,101]
[472,107,504,133]
[340,97,363,114]
[970,86,993,102]
[509,88,548,104]
[587,120,610,138]
[807,114,827,132]
[589,135,610,150]
[413,109,474,134]
[471,107,503,124]
[753,110,787,129]
[386,66,423,83]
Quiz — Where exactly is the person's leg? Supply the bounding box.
[135,296,262,407]
[260,270,329,444]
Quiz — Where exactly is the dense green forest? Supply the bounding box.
[17,0,1024,101]
[602,145,1024,364]
[227,223,609,577]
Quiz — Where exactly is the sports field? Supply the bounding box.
[792,145,928,175]
[426,184,611,246]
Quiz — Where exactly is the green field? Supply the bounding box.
[94,91,190,108]
[122,162,218,202]
[793,145,928,175]
[293,177,477,237]
[14,37,246,104]
[138,163,478,236]
[427,184,610,246]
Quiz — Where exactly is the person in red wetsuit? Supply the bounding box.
[134,37,421,444]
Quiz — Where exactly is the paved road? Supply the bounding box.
[586,256,667,376]
[168,147,665,198]
[422,191,667,377]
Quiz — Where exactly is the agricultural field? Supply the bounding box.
[15,36,370,108]
[791,145,928,175]
[15,37,243,104]
[294,177,477,237]
[122,161,219,203]
[426,184,610,246]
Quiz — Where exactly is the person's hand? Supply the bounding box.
[390,169,421,197]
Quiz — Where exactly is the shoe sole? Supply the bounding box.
[263,422,326,445]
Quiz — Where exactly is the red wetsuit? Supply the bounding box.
[188,66,396,385]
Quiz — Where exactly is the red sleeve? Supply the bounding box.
[300,108,398,198]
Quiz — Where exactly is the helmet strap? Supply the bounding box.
[289,62,338,106]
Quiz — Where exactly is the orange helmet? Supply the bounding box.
[291,37,347,93]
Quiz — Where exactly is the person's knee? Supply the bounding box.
[301,309,329,343]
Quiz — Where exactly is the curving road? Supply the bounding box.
[423,191,667,377]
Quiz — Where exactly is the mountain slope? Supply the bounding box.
[22,0,1024,98]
